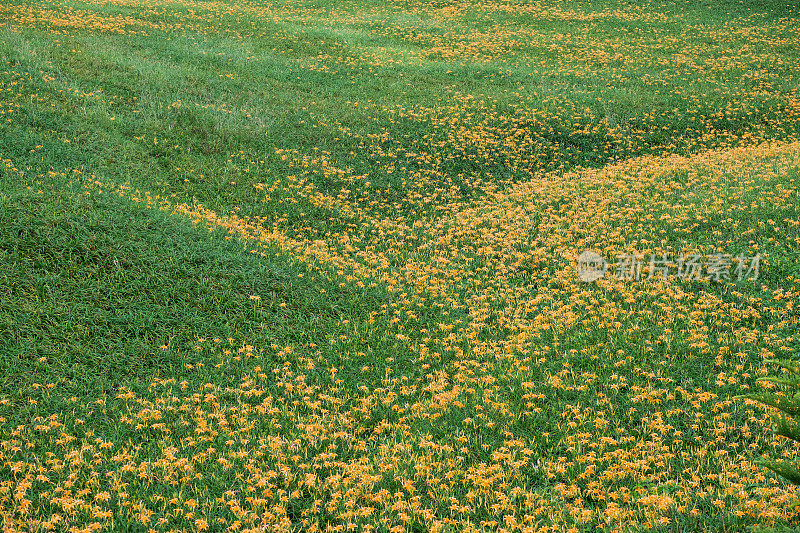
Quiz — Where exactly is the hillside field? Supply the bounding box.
[1,0,800,531]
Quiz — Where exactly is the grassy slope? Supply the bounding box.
[1,0,800,531]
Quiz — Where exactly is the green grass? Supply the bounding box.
[0,167,382,415]
[1,0,800,530]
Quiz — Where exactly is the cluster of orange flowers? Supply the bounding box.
[2,0,800,531]
[1,136,794,531]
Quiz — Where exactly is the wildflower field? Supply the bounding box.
[1,0,800,531]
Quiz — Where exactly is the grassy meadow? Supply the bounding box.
[1,0,800,531]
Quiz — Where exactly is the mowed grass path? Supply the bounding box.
[1,0,800,531]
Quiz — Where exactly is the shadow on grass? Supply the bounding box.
[0,171,393,416]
